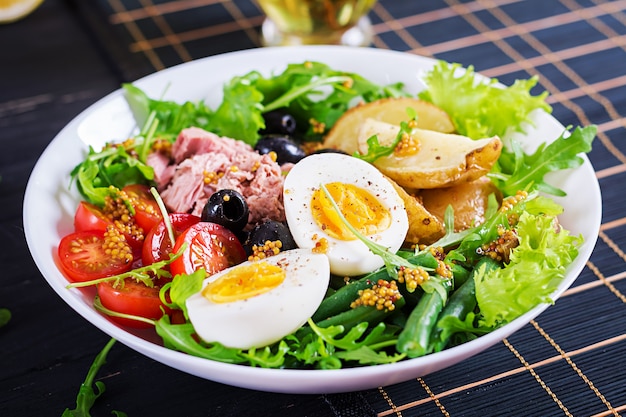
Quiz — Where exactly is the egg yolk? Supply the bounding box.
[202,262,286,303]
[311,182,392,240]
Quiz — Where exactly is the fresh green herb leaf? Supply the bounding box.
[297,320,405,367]
[70,135,156,206]
[333,345,406,365]
[419,60,552,139]
[353,119,414,163]
[123,83,214,142]
[160,268,206,319]
[62,338,127,417]
[154,316,248,364]
[0,308,10,328]
[242,341,291,368]
[210,76,265,145]
[490,125,597,196]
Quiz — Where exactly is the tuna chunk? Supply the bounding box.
[154,127,286,228]
[172,127,253,163]
[147,152,175,189]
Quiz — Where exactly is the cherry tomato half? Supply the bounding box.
[169,222,247,277]
[58,230,133,282]
[122,184,162,233]
[142,213,201,266]
[73,200,143,253]
[74,201,112,233]
[97,279,169,329]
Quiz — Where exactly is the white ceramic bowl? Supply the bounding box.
[23,46,601,394]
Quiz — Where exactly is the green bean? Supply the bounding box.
[312,269,388,322]
[450,263,471,288]
[298,297,406,340]
[430,256,501,352]
[396,289,444,358]
[317,296,406,330]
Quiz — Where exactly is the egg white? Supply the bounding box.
[283,153,409,276]
[186,249,330,350]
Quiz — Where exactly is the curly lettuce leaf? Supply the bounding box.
[474,211,583,328]
[418,60,552,139]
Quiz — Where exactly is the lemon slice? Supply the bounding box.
[0,0,43,24]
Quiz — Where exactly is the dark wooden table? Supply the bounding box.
[2,0,625,416]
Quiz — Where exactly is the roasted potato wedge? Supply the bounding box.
[386,177,445,246]
[323,97,455,155]
[419,176,502,232]
[357,119,502,189]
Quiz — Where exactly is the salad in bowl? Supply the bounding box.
[24,46,600,393]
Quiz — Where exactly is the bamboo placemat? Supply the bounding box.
[67,0,626,415]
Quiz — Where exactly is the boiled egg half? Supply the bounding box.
[186,248,329,349]
[283,153,409,276]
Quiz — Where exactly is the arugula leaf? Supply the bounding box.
[123,83,214,142]
[490,125,597,196]
[419,60,552,139]
[354,120,415,163]
[70,131,156,206]
[210,76,265,145]
[293,321,405,367]
[474,211,582,328]
[62,338,127,417]
[242,341,291,368]
[0,308,10,328]
[160,268,206,319]
[155,316,248,364]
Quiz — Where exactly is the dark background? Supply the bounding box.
[1,1,625,416]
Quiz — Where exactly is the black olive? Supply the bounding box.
[261,109,297,135]
[201,189,249,233]
[244,220,297,256]
[254,134,306,165]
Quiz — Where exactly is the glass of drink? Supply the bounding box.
[257,0,377,46]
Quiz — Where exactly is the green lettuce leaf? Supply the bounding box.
[418,60,552,139]
[210,76,265,145]
[474,211,582,328]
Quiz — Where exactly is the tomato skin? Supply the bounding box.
[73,200,143,253]
[58,230,133,282]
[142,213,201,266]
[122,184,162,233]
[170,222,247,277]
[97,279,169,329]
[74,201,112,233]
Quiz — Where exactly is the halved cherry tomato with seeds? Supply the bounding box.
[169,222,247,277]
[142,213,201,266]
[58,230,133,282]
[73,199,144,253]
[97,278,169,329]
[122,184,162,233]
[74,201,112,233]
